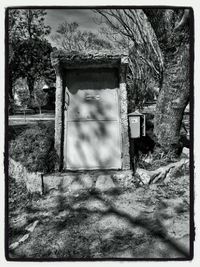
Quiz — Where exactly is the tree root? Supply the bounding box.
[136,158,189,184]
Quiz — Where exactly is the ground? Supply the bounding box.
[8,113,191,259]
[8,166,190,259]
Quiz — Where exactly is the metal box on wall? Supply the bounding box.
[128,110,146,138]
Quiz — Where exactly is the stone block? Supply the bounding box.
[79,174,94,189]
[95,175,116,192]
[43,174,75,193]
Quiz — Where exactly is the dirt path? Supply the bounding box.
[8,167,190,260]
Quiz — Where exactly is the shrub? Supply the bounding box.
[9,122,59,173]
[8,176,30,213]
[8,124,30,141]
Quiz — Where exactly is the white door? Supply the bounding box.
[64,68,121,170]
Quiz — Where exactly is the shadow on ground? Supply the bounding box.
[8,168,190,259]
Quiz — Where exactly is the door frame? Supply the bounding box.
[52,53,130,171]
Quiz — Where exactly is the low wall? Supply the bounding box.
[42,171,134,194]
[9,158,134,195]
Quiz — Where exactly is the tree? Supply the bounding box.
[144,9,190,155]
[99,25,132,51]
[7,9,54,103]
[8,9,50,41]
[12,38,55,104]
[95,9,191,155]
[96,10,162,111]
[15,78,30,120]
[51,20,113,52]
[32,79,48,114]
[7,9,21,100]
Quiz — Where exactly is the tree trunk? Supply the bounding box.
[143,9,191,156]
[154,41,190,154]
[27,77,35,106]
[136,158,189,184]
[8,77,14,100]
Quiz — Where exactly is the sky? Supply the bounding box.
[45,9,102,44]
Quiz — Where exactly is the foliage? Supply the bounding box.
[13,77,51,112]
[99,26,132,52]
[126,65,158,111]
[95,9,162,110]
[14,78,30,108]
[8,9,50,73]
[8,9,20,63]
[8,9,55,100]
[96,9,191,152]
[143,9,190,54]
[8,96,18,115]
[95,9,163,79]
[51,20,113,52]
[11,38,55,99]
[8,124,29,141]
[8,176,31,213]
[8,9,50,42]
[32,79,48,113]
[9,122,59,173]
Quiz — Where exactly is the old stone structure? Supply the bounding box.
[51,50,130,171]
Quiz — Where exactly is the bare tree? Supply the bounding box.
[95,9,191,155]
[95,9,163,78]
[96,10,162,110]
[51,20,113,53]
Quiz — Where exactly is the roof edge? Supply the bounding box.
[51,50,128,68]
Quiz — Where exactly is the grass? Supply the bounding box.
[9,121,58,173]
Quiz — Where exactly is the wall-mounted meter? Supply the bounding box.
[128,110,146,138]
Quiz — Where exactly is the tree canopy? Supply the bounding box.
[95,8,191,155]
[8,9,50,41]
[51,20,113,53]
[8,9,55,103]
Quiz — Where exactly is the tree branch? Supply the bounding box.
[174,9,190,31]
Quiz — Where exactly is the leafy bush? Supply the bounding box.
[9,122,59,173]
[8,176,31,213]
[8,124,30,141]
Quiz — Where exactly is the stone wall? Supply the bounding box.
[9,157,134,195]
[119,58,130,170]
[54,65,64,170]
[42,170,134,194]
[52,52,130,171]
